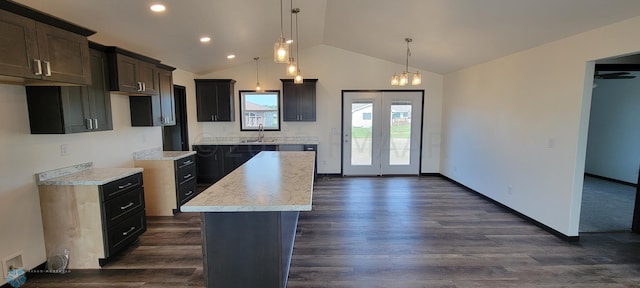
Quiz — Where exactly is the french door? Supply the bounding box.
[342,91,423,175]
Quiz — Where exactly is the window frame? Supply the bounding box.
[238,90,281,131]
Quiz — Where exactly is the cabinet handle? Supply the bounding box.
[43,61,51,76]
[33,59,43,76]
[122,226,136,236]
[183,174,192,179]
[120,202,134,210]
[211,115,214,121]
[118,182,133,189]
[93,118,98,130]
[86,118,93,130]
[183,160,193,165]
[142,82,146,92]
[214,115,217,121]
[185,190,194,197]
[137,82,142,92]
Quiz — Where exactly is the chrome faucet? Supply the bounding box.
[257,123,264,142]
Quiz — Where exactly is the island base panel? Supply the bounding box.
[202,211,299,288]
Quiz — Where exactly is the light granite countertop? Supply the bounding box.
[181,151,315,212]
[134,150,196,161]
[193,136,319,145]
[37,166,143,186]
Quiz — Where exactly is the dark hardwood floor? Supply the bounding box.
[21,176,640,287]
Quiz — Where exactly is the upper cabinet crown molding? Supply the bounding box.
[0,0,95,36]
[0,1,95,85]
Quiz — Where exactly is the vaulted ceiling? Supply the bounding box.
[13,0,640,75]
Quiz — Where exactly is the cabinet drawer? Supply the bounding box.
[102,173,143,201]
[178,178,197,205]
[103,187,144,228]
[177,155,195,169]
[106,210,146,257]
[177,163,196,185]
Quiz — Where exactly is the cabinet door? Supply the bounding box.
[129,96,162,126]
[62,86,92,133]
[195,79,235,122]
[215,82,234,121]
[87,48,113,131]
[194,145,223,184]
[282,82,299,121]
[0,10,39,80]
[25,86,90,134]
[282,79,316,121]
[195,81,217,121]
[138,61,158,95]
[299,82,316,121]
[115,54,140,93]
[35,22,91,85]
[158,68,175,126]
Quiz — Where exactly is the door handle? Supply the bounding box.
[33,59,42,76]
[43,61,51,76]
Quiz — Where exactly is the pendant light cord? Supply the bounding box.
[405,38,412,73]
[280,0,285,40]
[296,9,300,71]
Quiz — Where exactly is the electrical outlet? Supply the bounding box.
[2,252,23,278]
[60,144,68,156]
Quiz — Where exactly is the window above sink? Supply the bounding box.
[239,90,281,131]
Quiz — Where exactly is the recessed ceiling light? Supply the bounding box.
[200,36,211,43]
[150,4,166,12]
[227,54,236,59]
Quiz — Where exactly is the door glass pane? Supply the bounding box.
[351,102,373,165]
[389,100,412,165]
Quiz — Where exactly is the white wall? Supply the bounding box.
[0,68,195,283]
[585,74,640,184]
[441,16,640,237]
[194,44,444,174]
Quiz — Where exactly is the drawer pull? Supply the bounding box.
[118,182,133,189]
[185,190,194,197]
[122,226,136,236]
[182,160,193,165]
[120,202,134,210]
[183,174,192,179]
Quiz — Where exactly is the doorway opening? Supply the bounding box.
[580,60,640,233]
[162,85,189,151]
[342,90,424,176]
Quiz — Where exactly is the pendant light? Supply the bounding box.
[254,57,261,91]
[274,0,289,63]
[293,7,303,84]
[391,38,421,86]
[286,1,297,76]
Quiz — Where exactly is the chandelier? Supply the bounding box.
[391,38,421,86]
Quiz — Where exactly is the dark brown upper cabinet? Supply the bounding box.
[25,44,113,134]
[105,47,160,95]
[195,79,236,122]
[129,64,176,127]
[281,79,317,121]
[0,2,94,85]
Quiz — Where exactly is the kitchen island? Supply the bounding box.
[181,151,315,288]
